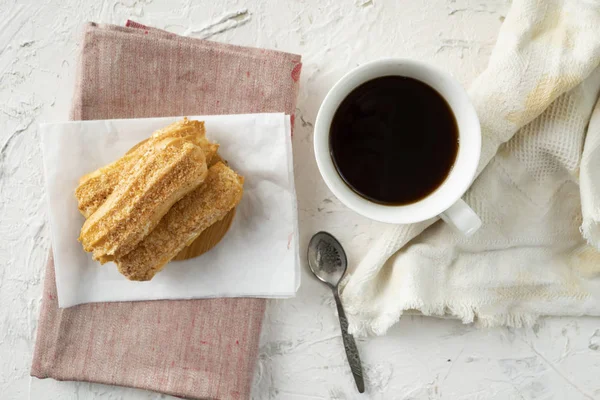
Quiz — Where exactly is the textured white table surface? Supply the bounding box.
[2,0,600,399]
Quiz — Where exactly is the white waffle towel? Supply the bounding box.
[342,0,600,335]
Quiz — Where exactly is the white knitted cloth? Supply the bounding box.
[341,0,600,336]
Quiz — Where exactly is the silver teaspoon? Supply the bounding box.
[307,231,365,394]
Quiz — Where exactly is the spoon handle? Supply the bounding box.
[333,288,365,393]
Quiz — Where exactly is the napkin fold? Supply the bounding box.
[31,22,301,399]
[342,0,600,335]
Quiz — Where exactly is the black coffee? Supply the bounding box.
[330,76,459,205]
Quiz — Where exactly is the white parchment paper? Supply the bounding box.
[40,113,299,307]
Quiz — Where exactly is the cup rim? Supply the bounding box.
[313,58,481,224]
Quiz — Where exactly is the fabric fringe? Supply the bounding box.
[348,302,543,337]
[581,217,600,249]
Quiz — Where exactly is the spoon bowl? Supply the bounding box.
[307,231,347,287]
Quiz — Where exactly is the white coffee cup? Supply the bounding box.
[314,58,482,236]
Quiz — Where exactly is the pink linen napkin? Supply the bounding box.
[31,21,301,400]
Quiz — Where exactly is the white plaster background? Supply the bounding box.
[1,0,600,399]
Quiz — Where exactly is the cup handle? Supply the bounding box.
[440,199,482,236]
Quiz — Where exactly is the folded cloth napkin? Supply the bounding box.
[342,0,600,336]
[31,22,301,399]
